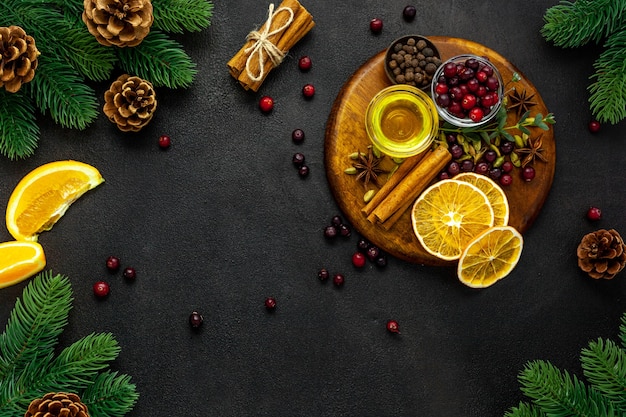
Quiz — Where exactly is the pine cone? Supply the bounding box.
[82,0,154,47]
[103,74,157,132]
[577,229,626,279]
[0,26,40,93]
[25,392,89,417]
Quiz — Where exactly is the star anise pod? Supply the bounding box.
[352,147,386,189]
[508,88,537,118]
[516,134,547,167]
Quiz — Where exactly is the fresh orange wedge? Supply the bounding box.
[457,226,524,288]
[411,179,494,261]
[0,240,46,288]
[6,160,104,241]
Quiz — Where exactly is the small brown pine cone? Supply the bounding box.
[82,0,153,47]
[0,26,40,93]
[103,74,157,132]
[25,392,89,417]
[577,228,626,279]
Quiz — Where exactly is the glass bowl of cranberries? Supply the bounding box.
[431,54,504,127]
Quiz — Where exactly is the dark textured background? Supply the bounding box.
[1,0,626,416]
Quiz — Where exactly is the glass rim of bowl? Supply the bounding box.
[431,54,504,128]
[365,84,439,159]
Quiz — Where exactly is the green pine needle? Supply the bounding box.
[541,0,626,47]
[588,29,626,124]
[117,30,197,88]
[581,338,626,411]
[504,401,546,417]
[0,91,39,159]
[153,0,213,33]
[0,272,138,417]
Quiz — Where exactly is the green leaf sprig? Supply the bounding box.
[0,271,138,417]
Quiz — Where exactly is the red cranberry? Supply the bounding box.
[324,225,338,239]
[302,83,315,99]
[259,96,274,113]
[501,161,514,173]
[366,246,380,262]
[298,55,312,71]
[158,134,171,149]
[352,252,366,268]
[333,273,345,287]
[189,311,203,328]
[122,267,136,280]
[369,18,383,33]
[93,281,110,298]
[106,256,120,272]
[402,5,416,21]
[435,83,448,95]
[264,297,277,311]
[292,128,305,144]
[357,237,370,253]
[318,268,330,281]
[461,94,477,110]
[298,165,309,178]
[586,206,602,221]
[499,173,513,186]
[375,255,388,268]
[521,166,536,181]
[386,320,400,334]
[588,120,601,133]
[338,223,351,238]
[331,215,343,227]
[292,152,305,167]
[469,107,484,122]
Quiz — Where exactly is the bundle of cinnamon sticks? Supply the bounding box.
[363,145,452,230]
[227,0,315,92]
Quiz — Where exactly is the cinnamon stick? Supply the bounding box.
[227,0,315,92]
[368,145,452,226]
[361,152,427,216]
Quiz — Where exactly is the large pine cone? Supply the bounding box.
[103,73,157,132]
[25,392,89,417]
[0,26,40,93]
[577,229,626,279]
[82,0,153,47]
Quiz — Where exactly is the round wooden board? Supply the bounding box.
[324,36,556,266]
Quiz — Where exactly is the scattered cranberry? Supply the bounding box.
[333,273,345,287]
[298,55,312,71]
[366,246,380,262]
[298,165,309,178]
[105,256,120,273]
[352,252,366,268]
[521,166,536,182]
[586,206,602,221]
[324,225,338,239]
[386,320,400,334]
[259,95,274,113]
[122,267,136,280]
[158,134,171,149]
[501,161,514,173]
[375,255,388,268]
[93,281,110,298]
[369,18,383,33]
[318,268,330,282]
[499,173,513,186]
[292,128,305,144]
[189,311,203,329]
[292,152,305,167]
[338,223,351,238]
[264,297,277,311]
[588,120,601,133]
[356,237,370,253]
[402,5,416,21]
[302,83,315,99]
[331,215,343,227]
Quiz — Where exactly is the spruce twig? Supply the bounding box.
[0,91,39,159]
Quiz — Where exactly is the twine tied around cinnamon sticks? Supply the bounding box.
[227,0,315,92]
[244,4,294,83]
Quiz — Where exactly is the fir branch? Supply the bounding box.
[0,91,39,159]
[82,371,139,417]
[588,29,626,124]
[541,0,626,47]
[0,272,72,384]
[116,30,197,88]
[152,0,214,33]
[504,401,547,417]
[517,360,616,416]
[620,313,626,349]
[581,338,626,412]
[25,55,99,129]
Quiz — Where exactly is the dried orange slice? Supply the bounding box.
[0,241,46,289]
[454,172,510,226]
[411,179,494,261]
[6,160,104,241]
[457,226,523,288]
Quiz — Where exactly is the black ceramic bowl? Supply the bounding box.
[384,35,442,91]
